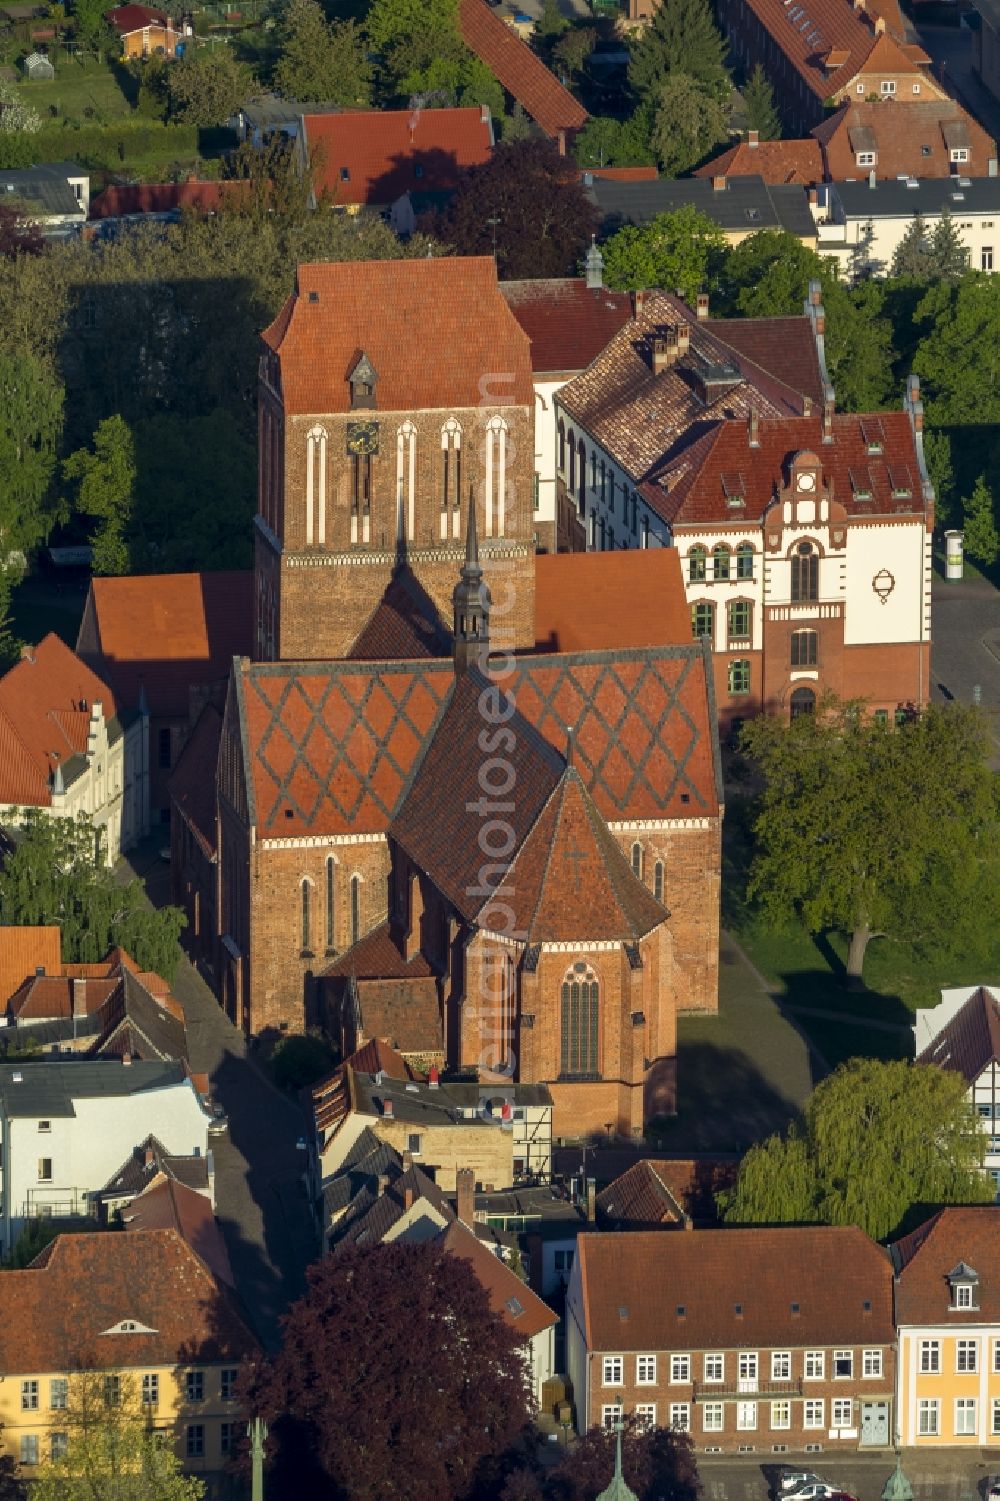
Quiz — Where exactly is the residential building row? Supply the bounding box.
[567,1208,1000,1450]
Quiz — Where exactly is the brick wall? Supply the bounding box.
[615,825,721,1016]
[263,404,538,661]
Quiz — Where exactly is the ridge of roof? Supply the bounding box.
[457,0,587,138]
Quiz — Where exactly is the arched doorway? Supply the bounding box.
[790,686,816,719]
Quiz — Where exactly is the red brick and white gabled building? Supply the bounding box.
[555,285,933,729]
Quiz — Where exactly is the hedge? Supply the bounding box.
[0,120,199,170]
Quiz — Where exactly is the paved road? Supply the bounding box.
[118,840,318,1352]
[701,1452,1000,1501]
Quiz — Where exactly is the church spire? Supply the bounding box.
[452,489,491,675]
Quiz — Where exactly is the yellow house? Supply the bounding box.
[0,1228,258,1478]
[892,1206,1000,1446]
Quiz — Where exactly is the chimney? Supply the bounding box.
[586,1176,596,1222]
[402,1150,413,1170]
[481,103,490,125]
[990,157,998,177]
[822,394,835,442]
[747,128,759,147]
[634,289,646,316]
[808,186,818,205]
[874,14,885,32]
[696,292,709,320]
[853,0,865,9]
[121,1051,132,1067]
[428,1063,440,1089]
[677,322,691,354]
[869,167,876,189]
[34,965,45,977]
[557,129,566,157]
[382,1097,394,1118]
[72,978,87,1018]
[584,235,604,290]
[711,174,726,192]
[456,1166,475,1228]
[809,280,822,307]
[144,1144,156,1167]
[748,407,760,448]
[803,396,813,416]
[907,372,924,432]
[652,330,679,374]
[404,1184,414,1211]
[377,1173,389,1196]
[20,645,34,664]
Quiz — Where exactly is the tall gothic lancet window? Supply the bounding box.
[325,856,335,952]
[441,419,462,539]
[350,875,361,948]
[485,416,508,538]
[351,452,371,545]
[560,963,600,1078]
[305,425,327,546]
[301,879,312,955]
[396,421,417,543]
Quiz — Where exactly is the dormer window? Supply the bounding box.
[951,148,969,164]
[948,1262,979,1309]
[348,352,378,411]
[856,152,876,167]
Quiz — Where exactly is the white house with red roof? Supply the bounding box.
[916,986,1000,1198]
[0,634,148,861]
[555,283,933,727]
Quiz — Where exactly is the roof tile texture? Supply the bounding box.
[917,987,1000,1086]
[0,928,61,1010]
[304,107,493,206]
[695,138,824,183]
[578,1226,894,1350]
[893,1207,1000,1324]
[813,99,996,180]
[500,278,634,375]
[458,0,587,138]
[0,634,120,806]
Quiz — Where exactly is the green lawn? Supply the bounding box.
[17,57,132,121]
[724,788,1000,1072]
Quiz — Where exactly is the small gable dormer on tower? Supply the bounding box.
[947,1260,980,1310]
[785,449,827,529]
[348,351,378,410]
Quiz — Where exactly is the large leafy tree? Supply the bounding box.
[275,0,372,106]
[31,1371,203,1501]
[963,473,999,566]
[63,415,136,576]
[574,113,656,170]
[166,46,254,127]
[434,138,597,279]
[742,64,780,139]
[740,698,1000,982]
[245,1241,533,1501]
[0,202,43,258]
[0,349,63,565]
[628,0,729,106]
[721,229,895,410]
[720,1059,993,1240]
[912,276,1000,427]
[365,0,498,108]
[501,1419,701,1501]
[601,206,726,301]
[650,72,727,175]
[0,812,186,980]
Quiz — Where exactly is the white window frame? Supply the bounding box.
[912,82,921,93]
[880,79,896,94]
[636,1355,657,1386]
[955,1397,977,1437]
[670,1354,691,1384]
[771,1399,791,1430]
[918,1398,940,1436]
[602,1403,623,1429]
[603,1356,623,1386]
[992,1397,1000,1436]
[704,1353,724,1383]
[993,1338,1000,1374]
[804,1398,824,1429]
[703,1402,724,1432]
[636,1402,657,1431]
[736,1400,757,1431]
[983,247,994,272]
[950,147,969,163]
[863,1349,883,1378]
[804,1351,825,1380]
[957,1338,978,1374]
[738,1351,758,1383]
[953,1283,975,1309]
[669,1402,690,1432]
[856,151,876,167]
[834,1349,853,1379]
[771,1351,791,1380]
[832,1397,853,1428]
[919,1340,940,1374]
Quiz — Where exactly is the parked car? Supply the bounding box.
[777,1476,827,1497]
[786,1485,843,1501]
[986,1485,1000,1501]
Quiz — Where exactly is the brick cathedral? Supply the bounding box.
[192,258,722,1138]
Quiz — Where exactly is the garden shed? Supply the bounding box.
[22,50,53,78]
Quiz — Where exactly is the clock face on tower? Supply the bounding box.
[796,470,816,493]
[346,420,379,457]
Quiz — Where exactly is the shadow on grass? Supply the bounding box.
[650,1040,804,1154]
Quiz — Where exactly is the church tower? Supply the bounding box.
[253,258,537,663]
[452,494,491,674]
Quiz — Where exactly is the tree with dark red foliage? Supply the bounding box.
[432,138,598,280]
[242,1240,534,1501]
[500,1419,701,1501]
[0,203,42,258]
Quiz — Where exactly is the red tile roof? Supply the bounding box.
[812,99,996,181]
[89,180,253,220]
[325,921,436,982]
[442,1220,557,1338]
[347,568,450,661]
[644,410,928,527]
[169,703,222,857]
[78,571,251,716]
[695,138,824,184]
[8,975,119,1022]
[458,0,587,139]
[596,1157,738,1227]
[576,1226,894,1350]
[303,106,493,207]
[122,1177,234,1286]
[262,257,534,416]
[0,1228,258,1371]
[105,2,170,31]
[917,987,1000,1086]
[734,0,924,104]
[493,767,668,942]
[500,277,633,374]
[0,927,61,1010]
[534,549,691,653]
[0,633,120,807]
[892,1207,1000,1324]
[581,166,659,182]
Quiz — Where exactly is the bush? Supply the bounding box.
[0,118,199,169]
[270,1032,335,1091]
